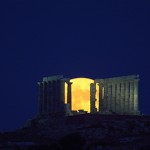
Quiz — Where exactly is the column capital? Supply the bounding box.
[97,82,104,87]
[66,81,73,85]
[94,79,104,84]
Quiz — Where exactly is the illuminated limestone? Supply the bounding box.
[37,75,140,116]
[95,75,140,115]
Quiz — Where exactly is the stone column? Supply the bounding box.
[47,81,50,114]
[67,81,72,111]
[133,80,139,114]
[125,81,129,113]
[60,79,65,103]
[51,81,55,113]
[38,82,43,115]
[50,81,54,113]
[47,81,54,115]
[129,81,134,114]
[56,80,60,112]
[98,83,104,112]
[116,82,121,113]
[60,79,65,114]
[55,80,59,113]
[90,83,97,113]
[107,83,112,112]
[111,83,116,113]
[103,83,108,112]
[120,82,125,114]
[42,82,48,115]
[53,80,57,113]
[54,80,59,113]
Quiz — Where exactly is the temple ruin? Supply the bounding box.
[37,75,140,116]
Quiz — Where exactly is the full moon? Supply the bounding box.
[65,78,99,112]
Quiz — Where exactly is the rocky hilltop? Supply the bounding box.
[0,114,150,150]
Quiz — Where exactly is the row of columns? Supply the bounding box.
[38,75,139,116]
[38,79,65,116]
[38,78,73,116]
[97,79,139,114]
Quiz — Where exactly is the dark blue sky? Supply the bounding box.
[0,0,150,131]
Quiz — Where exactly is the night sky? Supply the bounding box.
[0,0,150,131]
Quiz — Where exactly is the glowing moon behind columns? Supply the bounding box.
[65,78,99,112]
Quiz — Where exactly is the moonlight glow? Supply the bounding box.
[65,78,99,112]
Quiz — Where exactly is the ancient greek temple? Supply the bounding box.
[37,75,140,116]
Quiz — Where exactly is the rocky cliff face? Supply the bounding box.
[0,114,150,150]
